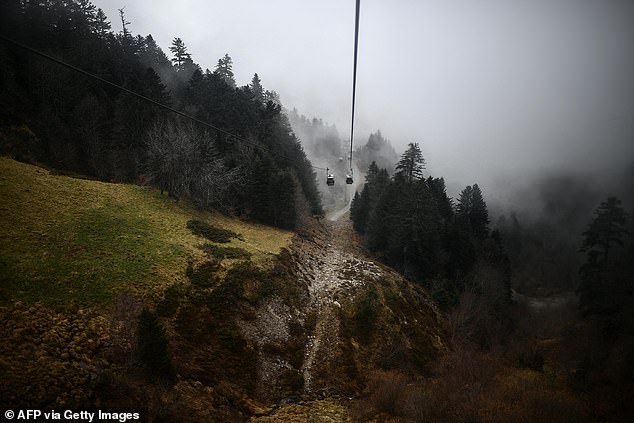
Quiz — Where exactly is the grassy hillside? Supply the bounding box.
[0,157,446,420]
[0,157,291,306]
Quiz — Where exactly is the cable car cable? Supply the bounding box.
[0,33,329,171]
[348,0,361,178]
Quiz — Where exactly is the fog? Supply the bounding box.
[92,0,634,205]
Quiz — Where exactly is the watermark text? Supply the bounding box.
[3,409,140,422]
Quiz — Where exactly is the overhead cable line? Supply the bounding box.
[348,0,361,173]
[0,33,328,171]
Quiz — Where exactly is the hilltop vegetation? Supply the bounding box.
[0,0,321,229]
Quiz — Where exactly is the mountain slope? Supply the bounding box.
[0,157,444,421]
[0,157,291,306]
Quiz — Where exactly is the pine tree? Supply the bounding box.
[250,73,264,102]
[169,37,192,70]
[74,0,96,30]
[366,161,380,183]
[580,197,628,264]
[117,8,135,53]
[140,35,171,68]
[489,229,512,305]
[578,196,630,318]
[350,162,391,235]
[427,176,453,221]
[350,191,361,223]
[470,184,490,240]
[93,8,111,38]
[355,130,399,172]
[214,53,236,87]
[456,184,489,240]
[141,68,170,104]
[457,185,473,217]
[350,188,370,233]
[184,69,206,109]
[395,142,425,183]
[270,170,297,229]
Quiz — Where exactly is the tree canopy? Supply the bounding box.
[0,0,322,229]
[395,142,425,183]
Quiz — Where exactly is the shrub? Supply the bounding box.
[186,260,218,288]
[0,124,42,163]
[200,243,251,260]
[353,288,379,343]
[366,370,409,417]
[206,275,243,313]
[187,219,239,243]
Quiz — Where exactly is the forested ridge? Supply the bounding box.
[0,0,321,229]
[351,142,513,345]
[349,142,634,421]
[1,1,633,421]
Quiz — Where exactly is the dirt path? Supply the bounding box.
[299,211,382,393]
[251,209,444,421]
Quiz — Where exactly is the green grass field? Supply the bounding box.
[0,157,291,307]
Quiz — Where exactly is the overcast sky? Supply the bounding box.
[92,0,634,202]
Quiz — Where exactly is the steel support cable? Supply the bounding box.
[348,0,361,173]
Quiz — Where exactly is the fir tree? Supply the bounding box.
[578,197,629,317]
[169,37,192,70]
[93,8,111,38]
[140,35,171,68]
[117,8,135,53]
[264,89,281,105]
[395,142,425,183]
[350,188,370,233]
[580,197,628,265]
[427,176,453,221]
[470,184,490,240]
[457,185,473,217]
[251,73,264,102]
[214,53,236,87]
[456,184,489,240]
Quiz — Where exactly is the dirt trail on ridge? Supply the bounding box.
[296,212,383,393]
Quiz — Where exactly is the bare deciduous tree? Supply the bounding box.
[145,119,243,207]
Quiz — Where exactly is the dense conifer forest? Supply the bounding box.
[0,0,322,229]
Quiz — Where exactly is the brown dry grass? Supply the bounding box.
[354,353,589,423]
[250,399,349,422]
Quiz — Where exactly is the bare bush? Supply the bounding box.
[145,119,243,207]
[365,370,409,417]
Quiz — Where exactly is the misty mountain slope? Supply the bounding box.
[0,157,444,421]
